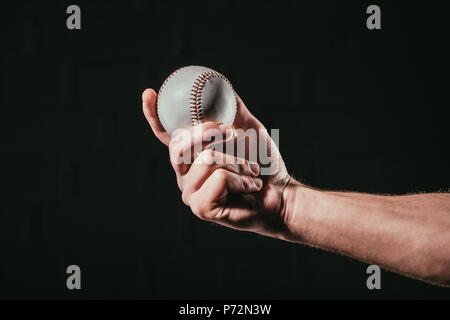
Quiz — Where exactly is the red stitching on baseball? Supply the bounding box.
[157,67,236,129]
[190,70,234,125]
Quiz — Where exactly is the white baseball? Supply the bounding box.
[157,66,237,135]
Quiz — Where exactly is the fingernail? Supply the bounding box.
[249,163,260,176]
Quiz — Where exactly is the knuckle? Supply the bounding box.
[168,136,181,152]
[240,175,248,190]
[181,190,191,206]
[238,160,249,174]
[233,163,242,174]
[196,208,208,220]
[200,149,216,165]
[170,154,181,167]
[242,175,252,190]
[169,145,182,165]
[202,148,215,157]
[212,168,228,182]
[191,201,209,220]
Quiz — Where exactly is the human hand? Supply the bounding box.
[142,88,298,238]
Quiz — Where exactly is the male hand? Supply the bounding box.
[142,88,296,239]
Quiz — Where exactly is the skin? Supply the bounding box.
[142,88,450,287]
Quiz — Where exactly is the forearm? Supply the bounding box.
[281,185,450,286]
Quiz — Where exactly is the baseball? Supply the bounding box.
[157,66,237,135]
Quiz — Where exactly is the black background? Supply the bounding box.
[0,0,449,299]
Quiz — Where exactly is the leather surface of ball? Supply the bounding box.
[157,66,237,135]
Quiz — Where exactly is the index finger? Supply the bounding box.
[169,122,233,176]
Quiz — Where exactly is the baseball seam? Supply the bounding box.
[189,71,236,125]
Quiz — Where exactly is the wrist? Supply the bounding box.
[279,184,309,242]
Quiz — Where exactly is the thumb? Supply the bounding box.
[142,88,171,146]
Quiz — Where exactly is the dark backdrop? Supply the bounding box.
[0,0,449,299]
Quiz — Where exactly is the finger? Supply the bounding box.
[185,168,263,220]
[216,169,263,194]
[178,149,259,193]
[142,88,171,146]
[190,168,262,204]
[169,122,234,176]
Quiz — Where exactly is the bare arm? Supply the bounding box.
[142,88,450,287]
[282,186,450,286]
